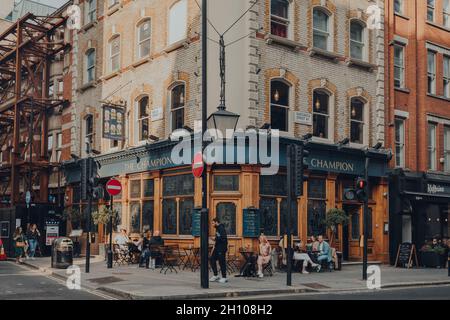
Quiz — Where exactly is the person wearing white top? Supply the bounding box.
[293,240,319,274]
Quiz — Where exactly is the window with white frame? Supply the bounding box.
[109,35,120,73]
[85,114,94,146]
[350,20,365,60]
[427,0,435,22]
[137,19,151,59]
[270,80,289,132]
[427,50,436,94]
[394,0,403,15]
[48,134,53,160]
[168,0,187,46]
[271,0,290,38]
[85,0,96,25]
[85,49,95,84]
[48,81,54,98]
[444,55,450,98]
[445,126,450,172]
[350,98,365,144]
[445,0,450,27]
[394,45,405,88]
[137,96,150,142]
[56,132,62,162]
[313,90,330,139]
[395,118,405,167]
[428,123,437,170]
[170,84,185,131]
[313,8,330,51]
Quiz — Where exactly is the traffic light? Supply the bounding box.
[294,144,309,197]
[356,177,368,202]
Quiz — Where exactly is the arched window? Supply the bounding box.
[168,0,187,45]
[313,8,329,50]
[350,20,365,60]
[170,84,185,131]
[109,35,120,72]
[137,19,151,59]
[271,0,290,38]
[312,90,330,139]
[85,48,95,84]
[137,96,150,142]
[270,80,289,132]
[350,98,365,144]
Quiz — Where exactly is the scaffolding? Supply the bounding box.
[0,12,68,206]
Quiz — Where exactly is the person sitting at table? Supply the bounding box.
[138,230,152,269]
[293,241,319,274]
[316,235,332,272]
[149,230,164,267]
[114,228,130,250]
[257,235,272,278]
[309,235,320,252]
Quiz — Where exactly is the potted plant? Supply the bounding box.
[323,208,350,247]
[92,205,120,229]
[62,207,84,230]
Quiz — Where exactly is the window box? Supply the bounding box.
[394,87,411,94]
[102,71,120,81]
[78,81,96,92]
[81,21,97,33]
[427,93,450,102]
[164,39,189,54]
[346,58,376,72]
[308,47,341,62]
[132,57,151,69]
[265,34,306,52]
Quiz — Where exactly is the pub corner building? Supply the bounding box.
[62,135,392,264]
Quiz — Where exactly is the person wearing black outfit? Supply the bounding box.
[138,230,152,268]
[209,217,228,283]
[149,230,164,268]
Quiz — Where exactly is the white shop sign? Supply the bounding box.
[151,107,163,121]
[295,112,312,125]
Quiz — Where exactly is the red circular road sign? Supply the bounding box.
[192,152,204,178]
[106,178,122,196]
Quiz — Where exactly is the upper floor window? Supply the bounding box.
[85,49,96,84]
[137,96,150,143]
[56,132,62,162]
[427,0,435,22]
[85,0,97,24]
[85,114,94,146]
[137,19,151,59]
[109,35,120,73]
[313,90,330,139]
[427,50,436,94]
[313,8,330,51]
[350,20,365,60]
[445,126,450,172]
[168,0,187,46]
[270,80,289,132]
[350,98,365,144]
[444,55,450,98]
[395,118,405,167]
[428,122,437,170]
[444,0,450,27]
[271,0,290,38]
[394,0,403,15]
[394,45,405,88]
[170,84,185,131]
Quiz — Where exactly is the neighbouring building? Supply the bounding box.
[63,0,389,262]
[386,0,450,264]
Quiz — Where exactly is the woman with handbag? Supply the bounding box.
[13,227,27,264]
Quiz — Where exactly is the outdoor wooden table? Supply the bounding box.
[238,249,256,277]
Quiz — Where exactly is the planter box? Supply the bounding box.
[420,251,447,268]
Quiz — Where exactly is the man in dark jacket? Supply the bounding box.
[209,217,228,283]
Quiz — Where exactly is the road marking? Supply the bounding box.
[8,261,119,300]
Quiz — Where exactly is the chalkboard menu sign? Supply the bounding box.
[192,208,201,237]
[243,208,261,238]
[103,105,125,140]
[395,243,418,268]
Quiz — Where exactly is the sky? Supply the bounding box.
[25,0,69,8]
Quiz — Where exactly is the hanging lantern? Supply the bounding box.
[274,90,280,102]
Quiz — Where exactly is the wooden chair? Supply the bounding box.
[160,246,178,274]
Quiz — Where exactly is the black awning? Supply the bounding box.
[403,191,450,202]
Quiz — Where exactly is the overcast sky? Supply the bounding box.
[27,0,69,8]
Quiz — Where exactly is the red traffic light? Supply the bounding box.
[356,178,367,190]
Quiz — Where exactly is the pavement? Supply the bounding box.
[15,256,450,300]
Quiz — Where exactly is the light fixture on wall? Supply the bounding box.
[315,99,321,110]
[351,106,356,117]
[180,93,185,105]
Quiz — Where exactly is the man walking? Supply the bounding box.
[209,217,228,283]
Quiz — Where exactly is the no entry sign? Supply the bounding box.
[192,152,204,178]
[106,178,122,196]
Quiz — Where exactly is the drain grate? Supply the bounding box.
[88,276,124,285]
[302,283,330,289]
[112,272,132,276]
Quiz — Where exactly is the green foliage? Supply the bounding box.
[324,208,350,229]
[92,206,120,227]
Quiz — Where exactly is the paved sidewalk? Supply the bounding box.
[19,257,450,300]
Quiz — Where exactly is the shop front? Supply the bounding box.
[63,137,390,262]
[389,170,450,265]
